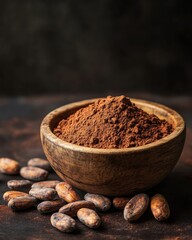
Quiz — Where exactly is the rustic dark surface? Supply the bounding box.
[0,93,192,240]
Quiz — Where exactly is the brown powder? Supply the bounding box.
[53,96,173,149]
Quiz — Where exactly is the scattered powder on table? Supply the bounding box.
[53,96,173,149]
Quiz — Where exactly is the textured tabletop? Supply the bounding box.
[0,94,192,240]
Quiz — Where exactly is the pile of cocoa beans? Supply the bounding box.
[0,157,170,233]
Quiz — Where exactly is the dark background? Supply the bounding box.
[0,0,192,96]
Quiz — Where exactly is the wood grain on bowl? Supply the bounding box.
[40,98,186,196]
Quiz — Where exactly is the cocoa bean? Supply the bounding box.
[51,212,76,233]
[113,197,130,210]
[150,194,170,221]
[7,180,32,190]
[3,191,29,202]
[8,196,37,211]
[20,166,49,181]
[124,193,149,221]
[37,199,65,214]
[28,158,52,171]
[31,180,60,189]
[55,182,80,203]
[77,208,101,229]
[59,200,95,217]
[29,187,57,201]
[84,193,111,211]
[0,157,20,175]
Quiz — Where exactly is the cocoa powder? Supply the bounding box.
[54,96,173,149]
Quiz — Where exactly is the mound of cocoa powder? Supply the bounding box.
[53,96,173,149]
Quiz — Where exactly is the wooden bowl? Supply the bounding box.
[40,98,186,196]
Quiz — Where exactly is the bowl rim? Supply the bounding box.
[40,97,185,154]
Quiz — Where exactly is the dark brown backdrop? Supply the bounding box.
[0,0,191,95]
